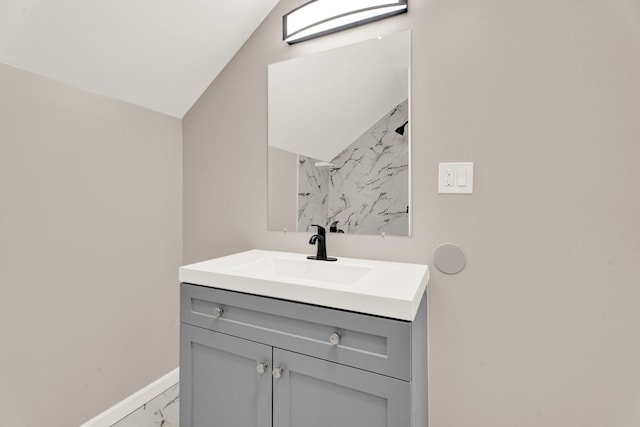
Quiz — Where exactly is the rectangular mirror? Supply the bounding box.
[268,30,411,236]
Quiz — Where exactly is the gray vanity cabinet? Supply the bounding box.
[273,348,410,427]
[180,283,428,427]
[180,324,272,427]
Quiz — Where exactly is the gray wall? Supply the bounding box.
[0,64,182,427]
[184,0,640,426]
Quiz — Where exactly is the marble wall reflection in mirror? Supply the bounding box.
[268,30,411,236]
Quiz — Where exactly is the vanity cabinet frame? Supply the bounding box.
[180,283,428,427]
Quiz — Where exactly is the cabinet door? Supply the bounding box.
[180,324,272,427]
[272,348,410,427]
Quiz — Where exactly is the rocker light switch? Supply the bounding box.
[457,169,467,187]
[438,162,474,194]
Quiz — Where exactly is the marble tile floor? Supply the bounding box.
[112,383,179,427]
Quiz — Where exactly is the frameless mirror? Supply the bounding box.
[268,30,411,236]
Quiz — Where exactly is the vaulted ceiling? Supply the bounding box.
[0,0,280,117]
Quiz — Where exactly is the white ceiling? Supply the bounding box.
[0,0,280,117]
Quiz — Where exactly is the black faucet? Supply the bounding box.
[307,224,337,261]
[329,220,344,233]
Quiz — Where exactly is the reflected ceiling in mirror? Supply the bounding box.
[268,30,411,236]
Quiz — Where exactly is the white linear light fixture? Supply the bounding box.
[283,0,408,44]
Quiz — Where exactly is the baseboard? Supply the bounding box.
[79,368,179,427]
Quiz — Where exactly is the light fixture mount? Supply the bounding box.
[283,0,408,45]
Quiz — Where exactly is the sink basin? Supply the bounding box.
[179,249,429,320]
[232,257,371,285]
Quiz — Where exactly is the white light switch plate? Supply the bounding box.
[438,162,474,194]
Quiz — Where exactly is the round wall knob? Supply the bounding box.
[272,367,284,379]
[433,243,467,274]
[256,363,268,374]
[212,307,224,318]
[329,332,342,346]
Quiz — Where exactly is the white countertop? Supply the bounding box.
[179,249,429,321]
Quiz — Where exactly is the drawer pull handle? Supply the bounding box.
[329,332,342,346]
[212,307,224,318]
[272,367,284,379]
[256,363,268,375]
